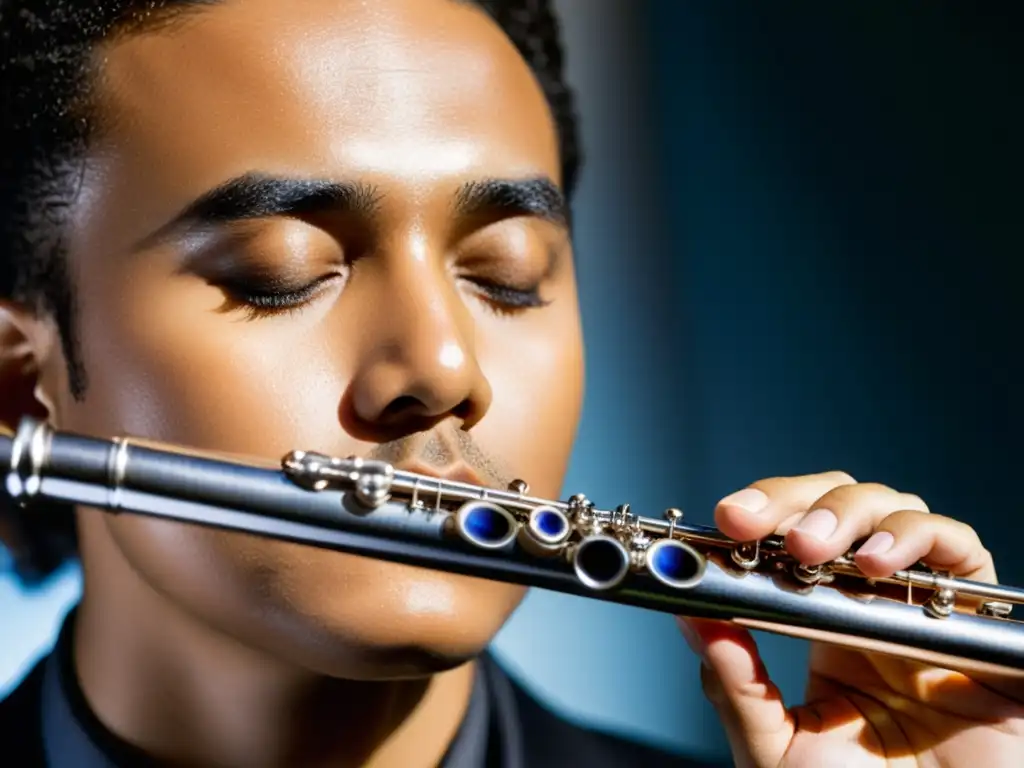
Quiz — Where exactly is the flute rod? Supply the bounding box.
[3,421,1024,678]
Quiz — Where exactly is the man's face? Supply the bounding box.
[43,0,584,677]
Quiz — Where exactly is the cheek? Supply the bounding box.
[63,256,571,673]
[69,262,347,455]
[477,306,584,495]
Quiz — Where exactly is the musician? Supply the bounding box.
[0,1,1020,766]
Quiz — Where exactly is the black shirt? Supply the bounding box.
[0,609,723,767]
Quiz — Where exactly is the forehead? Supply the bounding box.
[84,0,560,242]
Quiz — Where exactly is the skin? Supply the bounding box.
[8,2,582,765]
[688,480,1024,767]
[0,1,1021,766]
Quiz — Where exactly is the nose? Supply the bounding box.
[343,262,493,442]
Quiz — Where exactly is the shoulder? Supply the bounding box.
[0,658,47,765]
[502,666,726,768]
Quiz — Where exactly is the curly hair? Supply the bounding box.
[0,0,582,586]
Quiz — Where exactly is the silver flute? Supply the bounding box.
[3,417,1024,677]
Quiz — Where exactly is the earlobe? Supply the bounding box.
[33,381,60,419]
[0,299,57,430]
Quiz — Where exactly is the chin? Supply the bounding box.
[313,644,483,681]
[294,561,524,671]
[230,547,530,680]
[104,519,528,680]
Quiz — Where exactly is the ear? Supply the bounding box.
[0,299,56,429]
[0,299,60,564]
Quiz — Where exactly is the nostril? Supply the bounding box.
[452,399,474,422]
[379,395,423,422]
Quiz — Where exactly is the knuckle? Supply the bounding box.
[883,508,930,527]
[814,481,889,509]
[926,514,980,538]
[852,481,893,495]
[976,545,996,569]
[898,492,929,513]
[821,470,857,486]
[748,476,788,493]
[749,471,858,497]
[888,511,981,542]
[955,518,984,544]
[955,535,994,580]
[979,548,999,583]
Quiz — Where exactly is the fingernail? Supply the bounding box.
[793,508,839,541]
[676,618,707,658]
[718,488,769,514]
[857,531,895,557]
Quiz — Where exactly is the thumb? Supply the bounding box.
[677,617,794,768]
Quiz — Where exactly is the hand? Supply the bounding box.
[677,472,1024,767]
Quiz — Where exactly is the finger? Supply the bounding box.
[698,664,763,768]
[851,514,1024,699]
[678,617,793,768]
[784,484,929,566]
[715,471,856,542]
[852,509,997,582]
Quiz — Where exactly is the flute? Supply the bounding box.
[3,417,1024,677]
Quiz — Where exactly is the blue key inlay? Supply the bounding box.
[462,504,512,544]
[534,509,566,538]
[650,542,699,584]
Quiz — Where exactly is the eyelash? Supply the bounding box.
[224,274,550,321]
[461,277,551,313]
[226,274,340,320]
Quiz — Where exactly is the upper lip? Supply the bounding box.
[395,461,493,490]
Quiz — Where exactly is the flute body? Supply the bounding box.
[3,418,1024,678]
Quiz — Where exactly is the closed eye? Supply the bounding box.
[461,276,550,313]
[218,273,344,320]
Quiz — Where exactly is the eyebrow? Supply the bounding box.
[136,172,568,250]
[136,173,381,247]
[454,177,569,227]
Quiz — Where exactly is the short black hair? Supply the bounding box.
[0,0,582,585]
